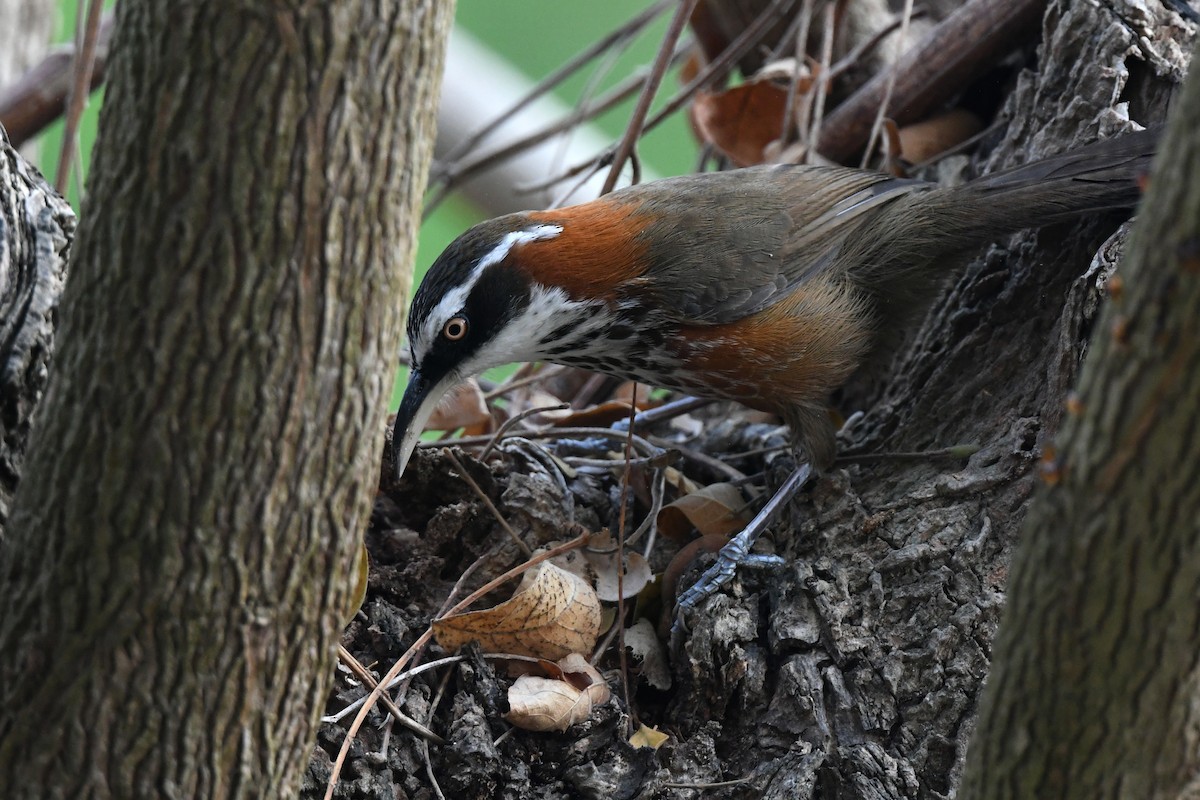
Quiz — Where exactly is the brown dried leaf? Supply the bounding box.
[896,108,984,164]
[505,655,611,732]
[690,63,813,167]
[657,482,749,540]
[584,534,654,602]
[433,563,601,660]
[425,377,491,433]
[663,467,700,496]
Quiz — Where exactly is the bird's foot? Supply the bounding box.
[670,462,813,643]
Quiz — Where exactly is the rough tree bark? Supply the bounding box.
[313,2,1196,799]
[0,1,453,798]
[959,31,1200,800]
[0,131,72,529]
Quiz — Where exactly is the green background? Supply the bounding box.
[39,1,695,404]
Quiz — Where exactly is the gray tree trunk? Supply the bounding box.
[0,1,453,797]
[959,30,1200,800]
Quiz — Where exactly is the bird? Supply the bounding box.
[391,128,1156,482]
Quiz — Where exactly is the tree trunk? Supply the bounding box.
[0,1,452,797]
[959,31,1200,800]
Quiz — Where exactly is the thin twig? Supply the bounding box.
[420,668,453,800]
[642,0,795,136]
[0,15,114,147]
[478,402,570,461]
[631,467,667,556]
[334,645,445,743]
[827,10,926,84]
[780,0,815,148]
[600,0,700,195]
[805,2,837,160]
[665,778,755,789]
[55,0,105,193]
[425,64,662,214]
[861,0,915,168]
[613,395,638,727]
[539,0,795,192]
[445,449,531,557]
[324,534,592,799]
[437,0,673,169]
[417,425,665,462]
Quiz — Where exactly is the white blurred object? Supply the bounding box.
[437,27,657,215]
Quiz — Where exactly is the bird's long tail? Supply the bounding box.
[957,126,1158,227]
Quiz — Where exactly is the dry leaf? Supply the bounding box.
[896,108,984,164]
[585,539,654,602]
[663,467,700,496]
[629,723,670,750]
[690,63,813,167]
[624,618,672,690]
[657,482,749,540]
[425,377,491,434]
[433,563,601,659]
[505,654,611,732]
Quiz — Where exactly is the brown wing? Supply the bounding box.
[608,164,929,325]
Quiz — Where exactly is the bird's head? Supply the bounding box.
[392,213,606,479]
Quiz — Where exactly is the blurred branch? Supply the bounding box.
[437,0,673,169]
[600,0,701,194]
[816,0,1044,163]
[55,0,107,193]
[0,15,113,149]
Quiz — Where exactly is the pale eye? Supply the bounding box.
[442,316,469,341]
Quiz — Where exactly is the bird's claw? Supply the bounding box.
[670,462,813,640]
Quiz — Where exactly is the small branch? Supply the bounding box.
[600,0,701,194]
[55,0,106,193]
[817,0,1045,164]
[537,0,794,192]
[334,645,445,743]
[438,0,673,168]
[860,0,915,168]
[0,15,113,148]
[445,449,531,557]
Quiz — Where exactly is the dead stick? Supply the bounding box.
[817,0,1045,164]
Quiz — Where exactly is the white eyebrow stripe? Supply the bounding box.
[476,224,563,274]
[412,224,564,365]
